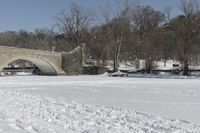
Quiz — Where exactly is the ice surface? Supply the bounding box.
[0,75,200,132]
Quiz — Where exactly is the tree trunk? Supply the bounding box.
[145,58,152,74]
[113,56,118,72]
[113,52,118,72]
[146,63,151,74]
[183,60,189,76]
[164,59,166,67]
[146,67,151,74]
[183,41,189,76]
[113,41,121,72]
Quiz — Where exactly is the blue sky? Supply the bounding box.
[0,0,181,32]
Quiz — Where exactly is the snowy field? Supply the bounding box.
[1,76,200,132]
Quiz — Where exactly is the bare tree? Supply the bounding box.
[56,3,94,48]
[169,0,200,75]
[100,0,134,72]
[132,5,165,73]
[87,26,109,63]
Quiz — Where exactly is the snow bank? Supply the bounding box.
[0,90,200,133]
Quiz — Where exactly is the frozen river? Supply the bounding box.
[1,75,200,124]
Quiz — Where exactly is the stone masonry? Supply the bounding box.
[0,45,83,75]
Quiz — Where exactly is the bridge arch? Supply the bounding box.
[0,45,84,75]
[0,56,60,75]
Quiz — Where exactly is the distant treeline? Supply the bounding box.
[0,0,200,75]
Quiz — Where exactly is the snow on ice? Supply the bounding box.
[0,76,200,132]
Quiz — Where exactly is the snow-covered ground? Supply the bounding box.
[1,76,200,132]
[155,60,181,70]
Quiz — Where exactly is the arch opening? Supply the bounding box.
[0,57,58,76]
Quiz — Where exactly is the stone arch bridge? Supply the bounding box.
[0,45,83,75]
